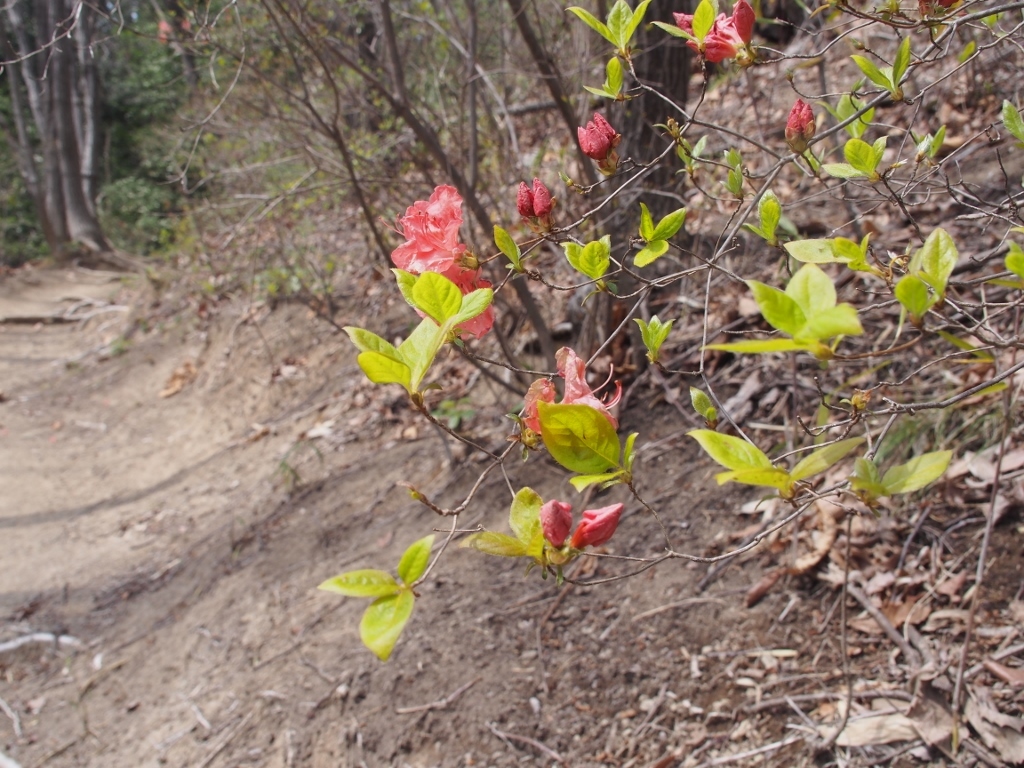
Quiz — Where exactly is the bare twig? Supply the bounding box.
[486,722,566,765]
[395,676,481,714]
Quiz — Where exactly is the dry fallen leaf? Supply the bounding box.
[966,688,1024,763]
[936,571,968,599]
[983,659,1024,688]
[159,360,197,398]
[827,711,918,746]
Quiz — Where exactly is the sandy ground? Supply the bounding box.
[0,266,1019,768]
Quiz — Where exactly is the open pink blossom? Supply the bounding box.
[540,500,573,548]
[674,0,755,64]
[521,347,621,436]
[569,503,624,549]
[391,185,467,275]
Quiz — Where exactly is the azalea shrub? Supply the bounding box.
[320,0,1024,663]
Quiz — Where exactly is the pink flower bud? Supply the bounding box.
[540,500,573,548]
[530,179,552,217]
[578,113,619,162]
[733,0,755,44]
[785,99,815,153]
[570,503,623,549]
[517,182,535,218]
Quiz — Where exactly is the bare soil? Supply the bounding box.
[0,265,1021,768]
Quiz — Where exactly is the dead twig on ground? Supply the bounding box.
[395,676,481,714]
[846,582,922,669]
[196,708,257,768]
[0,633,82,655]
[0,696,21,738]
[486,722,566,765]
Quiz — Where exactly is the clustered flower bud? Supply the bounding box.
[539,500,624,551]
[674,0,755,66]
[785,99,816,154]
[517,178,554,231]
[578,113,622,175]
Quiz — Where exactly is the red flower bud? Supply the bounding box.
[540,500,573,548]
[530,178,552,217]
[569,503,623,549]
[733,0,755,44]
[517,181,535,218]
[578,113,620,162]
[785,99,815,153]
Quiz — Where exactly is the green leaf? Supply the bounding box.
[844,138,879,176]
[494,225,522,271]
[635,240,669,267]
[747,281,806,337]
[652,20,695,40]
[688,429,771,472]
[691,0,717,41]
[892,37,911,87]
[851,457,885,499]
[449,287,493,328]
[715,467,792,491]
[705,338,808,354]
[460,531,529,557]
[509,487,543,546]
[563,237,610,280]
[398,317,443,392]
[787,263,836,317]
[758,191,781,242]
[569,471,624,492]
[396,535,435,585]
[881,450,953,495]
[412,271,463,325]
[626,0,653,42]
[830,94,873,139]
[909,227,958,299]
[851,55,892,91]
[622,431,638,472]
[537,402,621,475]
[785,239,837,264]
[800,305,863,340]
[638,202,655,240]
[895,273,933,318]
[1005,244,1024,279]
[635,315,673,361]
[607,0,632,48]
[957,40,976,64]
[392,269,417,306]
[822,163,867,179]
[345,327,402,358]
[871,136,888,167]
[605,56,624,94]
[651,208,687,241]
[361,590,414,662]
[356,351,412,391]
[319,569,400,598]
[789,437,865,482]
[567,6,616,45]
[1002,101,1024,144]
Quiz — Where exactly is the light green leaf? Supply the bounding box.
[822,163,867,179]
[652,208,687,241]
[607,0,632,48]
[872,136,888,166]
[509,487,543,546]
[705,338,808,354]
[537,402,621,475]
[715,467,792,491]
[800,305,863,340]
[958,40,976,64]
[626,0,653,43]
[396,535,435,585]
[411,271,463,325]
[398,317,443,392]
[690,387,716,420]
[638,202,655,240]
[622,431,638,472]
[356,351,412,391]
[851,457,885,499]
[652,20,695,40]
[881,450,953,495]
[748,281,806,337]
[688,429,772,472]
[449,287,492,328]
[909,227,958,298]
[319,569,400,598]
[392,269,418,306]
[895,273,933,318]
[605,56,624,94]
[494,225,522,271]
[1002,101,1024,143]
[787,263,836,317]
[789,438,865,482]
[569,471,624,492]
[851,55,892,91]
[460,531,529,557]
[785,239,837,264]
[844,138,878,176]
[345,327,402,358]
[758,191,781,241]
[692,0,716,41]
[635,315,673,361]
[361,590,414,662]
[1006,244,1024,279]
[892,37,911,89]
[563,237,610,280]
[567,6,616,45]
[635,240,669,267]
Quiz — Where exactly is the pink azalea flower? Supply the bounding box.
[540,500,573,548]
[521,347,621,435]
[674,0,755,64]
[569,503,624,549]
[785,99,815,153]
[391,185,467,275]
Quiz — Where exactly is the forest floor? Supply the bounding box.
[0,262,1022,768]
